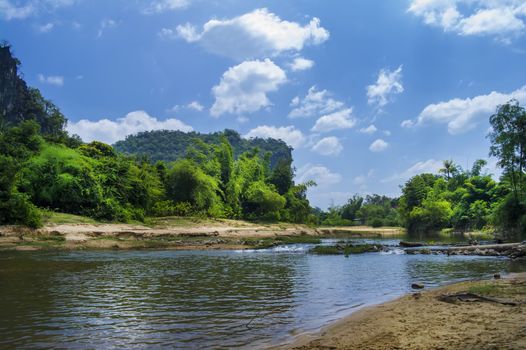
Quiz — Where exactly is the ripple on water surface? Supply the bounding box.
[0,246,523,349]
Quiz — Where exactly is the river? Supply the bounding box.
[1,238,524,349]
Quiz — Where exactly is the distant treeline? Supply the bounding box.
[318,100,526,240]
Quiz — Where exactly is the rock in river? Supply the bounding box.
[411,282,425,290]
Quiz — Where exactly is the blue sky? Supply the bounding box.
[2,0,526,208]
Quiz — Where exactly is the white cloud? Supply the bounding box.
[237,116,249,123]
[289,86,345,118]
[0,0,75,20]
[311,108,356,133]
[144,0,189,14]
[210,59,287,117]
[366,65,404,108]
[37,74,64,86]
[382,159,443,183]
[311,136,343,156]
[38,22,54,33]
[0,0,35,19]
[296,163,342,188]
[98,19,117,38]
[170,8,329,60]
[244,125,305,148]
[187,101,204,111]
[173,23,199,41]
[170,101,205,112]
[408,0,526,40]
[401,119,415,128]
[369,139,389,152]
[359,124,378,134]
[407,85,526,134]
[290,57,314,71]
[67,110,193,144]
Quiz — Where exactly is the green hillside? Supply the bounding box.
[113,129,293,168]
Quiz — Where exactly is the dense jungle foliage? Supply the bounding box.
[1,43,524,240]
[0,44,314,227]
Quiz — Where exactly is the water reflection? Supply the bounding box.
[0,248,523,349]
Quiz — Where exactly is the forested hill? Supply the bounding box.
[0,44,68,140]
[113,129,292,168]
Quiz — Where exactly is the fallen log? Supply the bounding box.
[437,292,517,306]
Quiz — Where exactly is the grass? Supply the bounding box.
[41,210,98,225]
[38,235,66,242]
[466,280,524,297]
[437,228,495,241]
[242,235,321,249]
[468,283,499,296]
[275,235,321,244]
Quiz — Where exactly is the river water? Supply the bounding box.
[1,239,524,349]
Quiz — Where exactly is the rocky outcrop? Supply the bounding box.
[406,243,526,260]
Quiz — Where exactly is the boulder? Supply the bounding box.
[411,282,425,290]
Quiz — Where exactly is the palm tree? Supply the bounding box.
[439,159,456,180]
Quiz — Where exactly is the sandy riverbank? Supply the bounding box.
[283,273,526,350]
[0,220,405,251]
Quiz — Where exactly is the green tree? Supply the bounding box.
[488,100,526,197]
[340,194,363,221]
[488,100,526,239]
[269,159,293,195]
[165,159,222,214]
[439,159,457,180]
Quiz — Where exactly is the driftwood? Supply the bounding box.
[437,292,517,306]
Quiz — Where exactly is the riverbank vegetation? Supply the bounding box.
[1,43,525,241]
[0,44,314,227]
[314,100,526,241]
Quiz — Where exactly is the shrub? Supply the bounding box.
[151,200,193,217]
[369,218,383,227]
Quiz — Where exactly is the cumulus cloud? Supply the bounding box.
[366,65,404,109]
[406,85,526,134]
[382,159,443,183]
[168,8,329,60]
[37,74,64,86]
[296,163,342,188]
[0,0,76,20]
[311,108,356,133]
[289,86,345,118]
[369,139,389,152]
[290,57,314,71]
[67,110,193,144]
[408,0,526,41]
[244,125,305,148]
[359,124,378,134]
[143,0,189,14]
[210,59,287,117]
[311,136,343,156]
